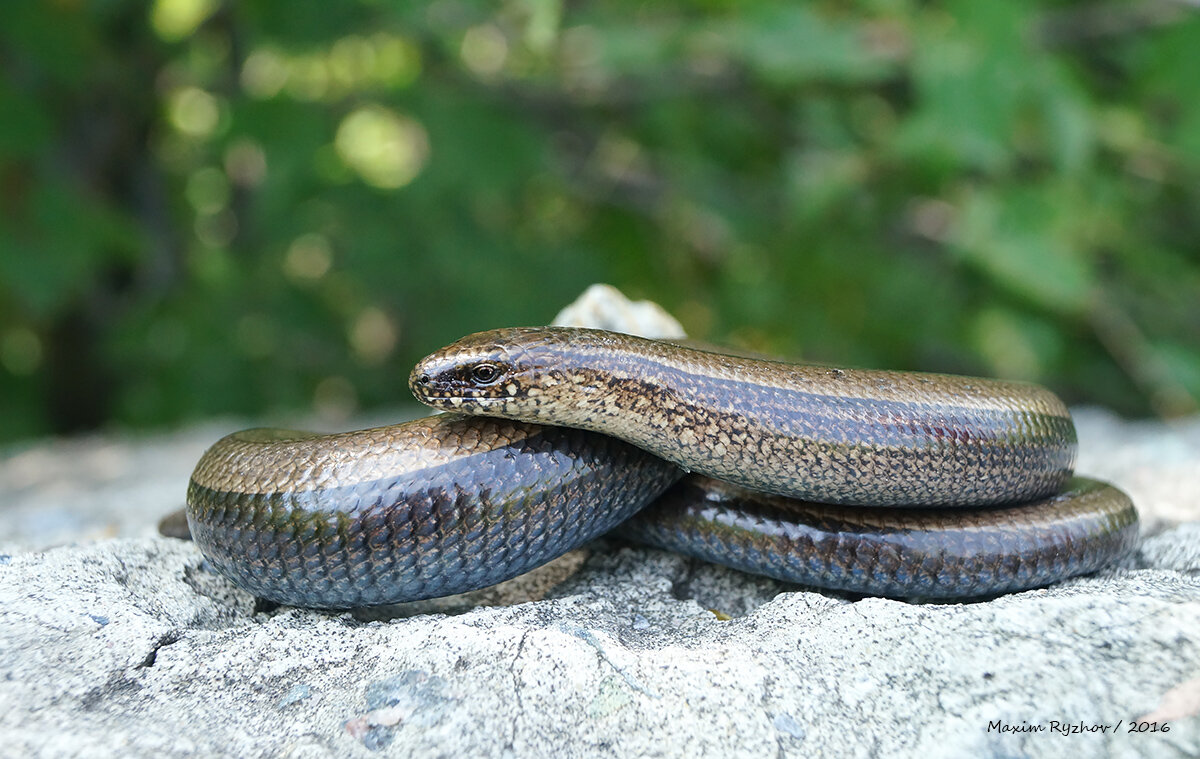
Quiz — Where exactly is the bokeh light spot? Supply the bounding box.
[284,234,334,283]
[286,55,331,101]
[150,0,216,42]
[330,36,377,88]
[242,36,420,103]
[350,307,397,365]
[334,106,429,189]
[371,33,422,88]
[461,24,509,77]
[224,139,268,186]
[241,48,289,99]
[168,87,220,138]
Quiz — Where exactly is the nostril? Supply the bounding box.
[418,373,430,384]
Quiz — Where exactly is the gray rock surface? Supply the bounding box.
[1,286,1199,758]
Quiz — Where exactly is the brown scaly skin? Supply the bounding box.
[176,327,1138,607]
[410,327,1078,507]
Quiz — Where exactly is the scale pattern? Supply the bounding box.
[622,476,1139,599]
[180,327,1139,608]
[410,327,1079,506]
[187,413,682,608]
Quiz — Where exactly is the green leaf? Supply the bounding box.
[951,187,1094,314]
[723,5,891,86]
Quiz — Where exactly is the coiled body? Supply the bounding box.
[187,414,681,608]
[409,328,1077,507]
[623,476,1137,598]
[185,415,1136,605]
[183,327,1139,607]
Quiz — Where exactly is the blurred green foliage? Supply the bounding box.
[1,0,1199,442]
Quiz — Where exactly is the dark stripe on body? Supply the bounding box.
[552,362,1076,506]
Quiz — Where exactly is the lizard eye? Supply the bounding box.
[471,363,500,385]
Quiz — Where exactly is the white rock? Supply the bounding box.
[550,283,686,339]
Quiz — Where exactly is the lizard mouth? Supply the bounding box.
[418,395,503,405]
